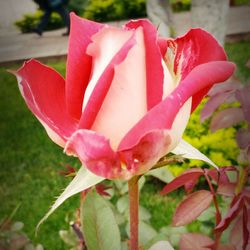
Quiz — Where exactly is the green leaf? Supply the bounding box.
[147,167,174,183]
[148,240,174,250]
[81,190,121,250]
[36,166,104,232]
[126,221,157,246]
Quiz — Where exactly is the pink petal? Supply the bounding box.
[158,37,168,57]
[66,129,172,179]
[66,13,104,120]
[14,59,77,147]
[65,129,124,179]
[172,28,231,112]
[79,26,136,130]
[174,28,227,81]
[125,19,164,110]
[210,107,245,132]
[119,130,172,176]
[86,27,147,150]
[119,61,235,151]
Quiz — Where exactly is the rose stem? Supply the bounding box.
[128,175,140,250]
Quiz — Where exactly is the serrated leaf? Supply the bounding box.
[229,208,250,250]
[215,196,244,233]
[217,183,236,197]
[36,167,104,232]
[172,139,218,169]
[161,169,203,195]
[201,91,233,122]
[210,107,244,132]
[179,233,214,250]
[81,190,121,250]
[197,207,215,222]
[173,190,213,226]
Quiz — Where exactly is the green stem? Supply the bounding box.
[128,176,140,250]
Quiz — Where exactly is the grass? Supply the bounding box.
[0,40,249,249]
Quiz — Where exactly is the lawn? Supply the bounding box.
[0,40,249,249]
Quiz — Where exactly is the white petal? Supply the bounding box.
[91,27,147,150]
[36,167,104,232]
[82,26,133,112]
[171,139,218,169]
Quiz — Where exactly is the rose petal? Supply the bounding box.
[88,27,147,150]
[65,129,123,179]
[119,61,235,151]
[174,28,227,80]
[79,26,136,130]
[66,13,104,120]
[172,28,230,112]
[120,130,172,177]
[125,19,164,110]
[14,59,77,147]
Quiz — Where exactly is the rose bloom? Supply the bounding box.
[14,14,234,181]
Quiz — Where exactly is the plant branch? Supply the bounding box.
[204,170,222,249]
[153,155,185,169]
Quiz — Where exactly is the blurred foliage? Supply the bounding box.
[15,11,64,33]
[82,0,146,22]
[15,0,146,33]
[170,0,250,13]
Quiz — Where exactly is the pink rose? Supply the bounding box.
[14,14,235,180]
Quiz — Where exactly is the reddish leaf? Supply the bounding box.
[235,86,250,124]
[242,204,250,250]
[201,91,234,122]
[207,79,241,97]
[161,168,204,195]
[217,183,236,197]
[207,167,234,185]
[215,195,244,233]
[179,233,214,250]
[210,107,245,132]
[173,190,213,226]
[230,208,250,250]
[217,244,236,250]
[96,183,112,197]
[236,129,250,149]
[184,178,198,193]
